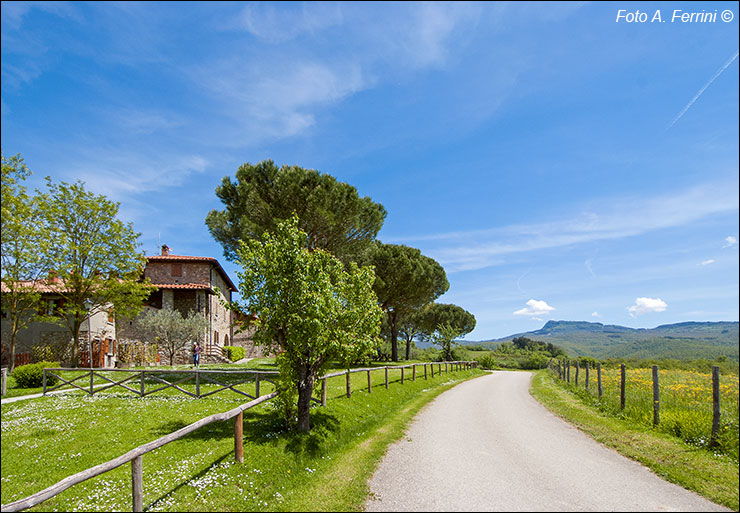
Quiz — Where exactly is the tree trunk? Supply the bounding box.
[71,319,83,368]
[405,336,411,360]
[389,312,398,362]
[296,364,315,433]
[9,314,20,372]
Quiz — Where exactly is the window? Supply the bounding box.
[146,290,163,309]
[171,263,182,277]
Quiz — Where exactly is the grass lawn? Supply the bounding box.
[1,361,484,512]
[530,369,739,512]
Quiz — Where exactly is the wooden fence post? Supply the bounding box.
[140,371,146,397]
[597,363,602,398]
[234,411,244,463]
[385,367,389,389]
[620,364,626,409]
[132,455,143,512]
[575,361,579,386]
[413,365,416,381]
[42,368,46,395]
[431,363,435,378]
[710,366,720,447]
[652,365,660,427]
[367,370,372,393]
[90,370,94,395]
[401,367,405,384]
[585,362,589,391]
[195,369,200,398]
[256,373,261,398]
[424,364,428,380]
[346,370,351,398]
[321,378,327,406]
[567,360,570,383]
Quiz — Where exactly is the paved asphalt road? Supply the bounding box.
[364,371,731,512]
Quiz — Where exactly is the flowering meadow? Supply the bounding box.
[1,363,481,512]
[560,364,739,462]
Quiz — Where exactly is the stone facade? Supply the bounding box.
[1,245,260,367]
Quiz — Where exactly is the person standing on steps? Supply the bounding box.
[193,341,202,368]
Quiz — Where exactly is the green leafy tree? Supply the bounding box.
[369,243,449,361]
[234,216,382,432]
[430,322,465,362]
[38,179,153,367]
[138,308,208,366]
[417,303,476,344]
[206,160,387,265]
[1,153,49,371]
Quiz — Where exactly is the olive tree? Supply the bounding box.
[234,216,382,432]
[138,308,208,366]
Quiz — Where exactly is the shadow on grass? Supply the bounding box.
[145,451,232,511]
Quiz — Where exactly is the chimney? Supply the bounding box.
[161,245,170,256]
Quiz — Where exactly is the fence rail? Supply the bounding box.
[0,391,279,513]
[3,360,478,512]
[42,368,280,400]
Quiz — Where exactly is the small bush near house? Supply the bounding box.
[224,346,246,362]
[12,361,60,388]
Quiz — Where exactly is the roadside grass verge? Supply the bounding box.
[1,362,483,512]
[530,370,739,511]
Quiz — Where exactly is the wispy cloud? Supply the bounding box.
[700,259,716,266]
[723,236,738,248]
[390,181,739,272]
[668,50,739,128]
[628,297,667,317]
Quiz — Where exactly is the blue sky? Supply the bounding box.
[2,1,738,341]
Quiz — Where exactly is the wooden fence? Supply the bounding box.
[2,360,477,512]
[41,368,279,400]
[319,361,477,404]
[550,359,725,446]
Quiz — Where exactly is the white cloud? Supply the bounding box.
[514,299,555,317]
[723,236,737,248]
[700,259,715,266]
[591,311,600,317]
[627,297,667,317]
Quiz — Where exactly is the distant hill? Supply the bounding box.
[465,321,739,361]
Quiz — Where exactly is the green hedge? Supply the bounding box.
[223,346,246,362]
[13,361,60,388]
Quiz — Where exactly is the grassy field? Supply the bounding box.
[1,361,483,512]
[531,369,739,511]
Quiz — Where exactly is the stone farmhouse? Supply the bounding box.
[1,245,262,368]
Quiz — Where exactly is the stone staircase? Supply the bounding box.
[202,345,232,364]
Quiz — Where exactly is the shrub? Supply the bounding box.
[224,346,246,362]
[477,354,499,369]
[13,361,60,388]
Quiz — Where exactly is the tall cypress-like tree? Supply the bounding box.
[206,160,387,265]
